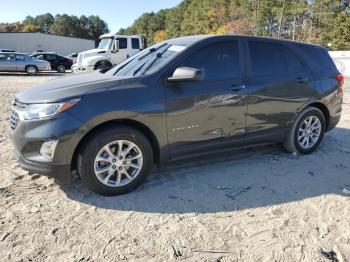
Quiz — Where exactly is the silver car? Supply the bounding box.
[0,52,51,75]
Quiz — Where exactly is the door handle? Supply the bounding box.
[297,77,308,83]
[229,84,245,91]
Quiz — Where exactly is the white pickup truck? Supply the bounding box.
[72,34,146,73]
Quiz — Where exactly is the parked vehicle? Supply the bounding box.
[0,52,51,75]
[8,35,343,195]
[0,49,15,52]
[67,53,78,64]
[71,34,146,73]
[31,52,73,73]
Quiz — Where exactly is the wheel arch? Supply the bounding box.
[306,102,330,130]
[94,60,113,70]
[71,119,161,172]
[25,64,38,71]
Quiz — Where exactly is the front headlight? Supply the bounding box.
[22,99,81,120]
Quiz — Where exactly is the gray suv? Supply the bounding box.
[8,35,343,196]
[0,52,51,75]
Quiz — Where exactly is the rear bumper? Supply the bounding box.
[327,115,341,132]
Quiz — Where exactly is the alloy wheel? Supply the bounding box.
[93,140,144,187]
[297,116,322,149]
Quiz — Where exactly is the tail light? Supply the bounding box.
[336,74,344,86]
[336,74,344,95]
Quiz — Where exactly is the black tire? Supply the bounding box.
[57,65,66,73]
[96,65,112,73]
[25,65,38,76]
[283,107,326,154]
[94,60,113,71]
[78,126,153,196]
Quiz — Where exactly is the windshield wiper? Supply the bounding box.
[132,44,168,76]
[113,57,137,75]
[137,43,167,61]
[139,46,170,75]
[132,60,148,76]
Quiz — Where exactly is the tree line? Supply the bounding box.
[0,13,109,44]
[119,0,350,50]
[1,1,349,50]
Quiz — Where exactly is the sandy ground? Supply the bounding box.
[0,72,349,262]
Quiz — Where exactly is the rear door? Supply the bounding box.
[15,54,27,71]
[45,54,59,68]
[165,39,248,159]
[244,39,313,143]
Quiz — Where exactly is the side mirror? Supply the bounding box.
[112,40,119,53]
[168,67,203,82]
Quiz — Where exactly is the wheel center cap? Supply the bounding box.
[116,160,123,166]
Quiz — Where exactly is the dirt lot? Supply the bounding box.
[0,73,349,262]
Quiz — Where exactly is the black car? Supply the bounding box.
[9,35,343,196]
[31,52,73,73]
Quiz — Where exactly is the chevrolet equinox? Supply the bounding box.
[8,35,344,196]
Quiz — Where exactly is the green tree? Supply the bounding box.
[332,12,350,50]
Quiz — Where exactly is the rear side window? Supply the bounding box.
[249,41,286,76]
[116,38,127,49]
[46,54,57,60]
[181,41,240,81]
[15,54,26,61]
[297,44,336,71]
[57,55,66,61]
[132,38,140,49]
[35,54,44,60]
[284,48,305,72]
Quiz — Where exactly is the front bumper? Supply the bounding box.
[8,110,84,182]
[14,151,71,182]
[71,64,94,73]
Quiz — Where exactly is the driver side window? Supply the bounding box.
[180,41,239,81]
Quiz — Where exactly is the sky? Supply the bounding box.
[0,0,182,32]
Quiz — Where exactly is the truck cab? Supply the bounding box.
[72,34,146,73]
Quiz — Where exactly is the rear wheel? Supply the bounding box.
[284,107,326,154]
[78,126,153,196]
[25,65,37,76]
[57,65,66,73]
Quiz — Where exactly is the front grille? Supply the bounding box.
[9,110,19,130]
[9,100,27,130]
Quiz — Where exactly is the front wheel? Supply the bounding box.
[284,107,326,154]
[78,126,153,196]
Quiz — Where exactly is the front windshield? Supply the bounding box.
[109,43,187,77]
[98,38,112,49]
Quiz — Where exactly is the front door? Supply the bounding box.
[112,37,129,65]
[165,40,248,160]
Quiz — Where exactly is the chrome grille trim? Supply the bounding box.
[9,100,28,130]
[9,109,19,130]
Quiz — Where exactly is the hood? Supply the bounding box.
[16,71,134,104]
[80,48,108,56]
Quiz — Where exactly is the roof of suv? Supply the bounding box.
[167,35,323,49]
[0,52,28,55]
